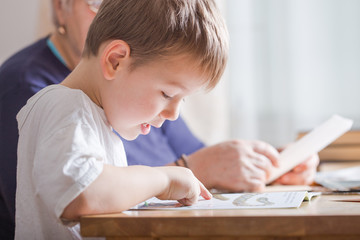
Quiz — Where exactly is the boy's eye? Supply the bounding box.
[162,91,172,99]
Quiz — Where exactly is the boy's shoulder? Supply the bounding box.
[23,84,78,108]
[17,85,94,130]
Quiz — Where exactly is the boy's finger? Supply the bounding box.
[199,180,212,200]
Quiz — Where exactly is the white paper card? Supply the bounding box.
[266,115,353,184]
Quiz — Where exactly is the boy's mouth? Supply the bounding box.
[141,123,151,135]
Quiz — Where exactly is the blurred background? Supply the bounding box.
[1,0,360,148]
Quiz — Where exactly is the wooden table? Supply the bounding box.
[80,194,360,240]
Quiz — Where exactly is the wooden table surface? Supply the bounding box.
[80,194,360,240]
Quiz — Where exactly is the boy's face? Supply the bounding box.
[101,55,206,140]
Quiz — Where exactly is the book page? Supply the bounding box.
[266,115,353,184]
[133,191,319,210]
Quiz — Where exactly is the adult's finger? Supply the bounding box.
[252,141,279,167]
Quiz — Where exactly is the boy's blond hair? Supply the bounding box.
[83,0,228,90]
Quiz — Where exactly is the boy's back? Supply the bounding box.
[16,85,127,239]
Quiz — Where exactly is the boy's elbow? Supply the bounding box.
[60,191,128,220]
[61,193,91,220]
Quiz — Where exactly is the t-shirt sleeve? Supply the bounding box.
[162,116,205,158]
[32,121,105,220]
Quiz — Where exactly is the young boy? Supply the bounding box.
[15,0,228,239]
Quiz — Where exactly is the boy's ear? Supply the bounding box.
[101,40,131,80]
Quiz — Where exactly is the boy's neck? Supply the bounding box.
[61,58,103,109]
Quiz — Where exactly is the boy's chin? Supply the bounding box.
[112,129,139,141]
[121,132,140,141]
[121,131,140,141]
[115,126,151,140]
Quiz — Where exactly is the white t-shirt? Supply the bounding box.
[16,84,127,240]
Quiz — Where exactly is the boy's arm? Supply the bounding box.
[61,165,211,220]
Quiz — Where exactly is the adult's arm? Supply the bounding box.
[0,82,36,222]
[161,118,281,191]
[162,117,205,158]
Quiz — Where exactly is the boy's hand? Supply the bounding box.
[156,167,212,205]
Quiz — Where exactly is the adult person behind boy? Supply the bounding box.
[15,0,227,238]
[0,0,318,238]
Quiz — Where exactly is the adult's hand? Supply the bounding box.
[274,153,319,185]
[186,140,279,192]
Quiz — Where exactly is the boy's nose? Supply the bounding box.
[160,103,181,121]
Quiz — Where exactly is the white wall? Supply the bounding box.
[227,0,360,147]
[0,0,52,64]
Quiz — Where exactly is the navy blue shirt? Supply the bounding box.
[0,37,204,239]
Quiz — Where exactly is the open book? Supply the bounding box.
[267,114,353,184]
[133,191,321,210]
